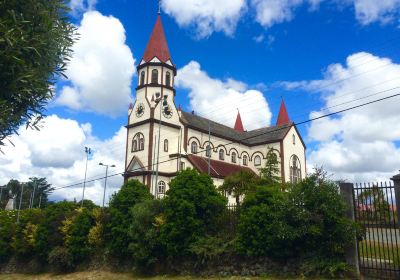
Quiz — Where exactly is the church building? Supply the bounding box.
[124,14,306,199]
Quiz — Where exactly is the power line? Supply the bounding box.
[52,91,400,192]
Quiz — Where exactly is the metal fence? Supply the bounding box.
[221,204,240,237]
[353,182,400,279]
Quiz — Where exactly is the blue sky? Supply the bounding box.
[2,0,400,203]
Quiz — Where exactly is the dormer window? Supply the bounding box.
[206,145,211,158]
[219,149,224,160]
[140,71,145,85]
[151,69,158,84]
[254,155,261,166]
[243,155,248,166]
[191,142,198,154]
[166,72,171,87]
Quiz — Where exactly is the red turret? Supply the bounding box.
[234,111,245,132]
[142,15,172,64]
[276,100,291,126]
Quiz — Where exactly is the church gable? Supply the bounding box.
[127,156,146,173]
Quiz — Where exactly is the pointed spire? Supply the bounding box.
[234,110,245,132]
[276,99,291,126]
[142,15,172,64]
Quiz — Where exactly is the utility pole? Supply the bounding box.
[17,184,25,223]
[99,162,115,208]
[0,187,5,208]
[81,147,91,207]
[30,181,37,209]
[154,93,168,199]
[208,121,211,175]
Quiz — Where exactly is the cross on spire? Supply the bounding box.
[158,0,161,14]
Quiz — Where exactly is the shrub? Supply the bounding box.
[160,169,227,257]
[47,246,74,272]
[63,208,95,264]
[33,201,77,261]
[129,199,165,271]
[0,210,17,262]
[236,185,308,259]
[106,179,153,258]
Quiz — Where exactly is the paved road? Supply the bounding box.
[365,227,400,244]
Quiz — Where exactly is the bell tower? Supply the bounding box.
[125,11,180,191]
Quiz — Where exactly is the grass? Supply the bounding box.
[358,240,400,266]
[0,272,309,280]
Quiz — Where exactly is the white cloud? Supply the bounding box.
[0,115,126,205]
[176,61,272,130]
[287,52,400,181]
[162,0,247,38]
[56,11,135,117]
[70,0,97,15]
[353,0,400,25]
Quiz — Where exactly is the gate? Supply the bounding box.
[353,182,400,279]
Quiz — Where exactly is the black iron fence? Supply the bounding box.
[221,204,240,237]
[353,182,400,279]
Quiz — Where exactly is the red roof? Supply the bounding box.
[187,155,255,178]
[142,15,171,63]
[234,111,245,132]
[276,100,291,126]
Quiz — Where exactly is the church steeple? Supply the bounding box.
[276,99,291,126]
[234,110,245,132]
[142,15,172,64]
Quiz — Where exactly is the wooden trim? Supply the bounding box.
[147,108,155,188]
[250,151,266,161]
[183,125,188,152]
[137,62,177,75]
[126,119,181,130]
[169,153,188,159]
[125,170,178,178]
[280,140,285,183]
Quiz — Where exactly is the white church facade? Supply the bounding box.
[124,15,306,198]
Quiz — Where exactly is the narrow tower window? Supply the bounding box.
[293,134,296,145]
[164,139,168,152]
[158,181,166,194]
[140,71,145,85]
[151,69,158,84]
[166,72,171,87]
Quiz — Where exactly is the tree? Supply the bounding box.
[357,186,391,223]
[161,169,227,256]
[219,170,258,205]
[259,148,281,185]
[0,0,75,146]
[106,179,153,258]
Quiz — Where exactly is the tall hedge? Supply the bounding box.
[160,169,227,256]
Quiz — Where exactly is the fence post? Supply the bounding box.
[391,171,400,229]
[339,182,360,276]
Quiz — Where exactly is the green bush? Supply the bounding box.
[64,208,95,264]
[33,201,77,260]
[47,246,74,272]
[236,185,307,259]
[0,210,17,262]
[236,174,355,262]
[106,179,153,258]
[160,169,227,257]
[129,199,165,271]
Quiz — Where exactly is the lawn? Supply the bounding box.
[358,240,400,266]
[0,271,311,280]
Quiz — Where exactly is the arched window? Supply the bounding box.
[231,152,237,163]
[140,71,145,85]
[293,134,296,145]
[243,155,248,166]
[164,139,168,152]
[151,69,158,84]
[165,72,171,87]
[290,155,302,183]
[158,181,166,194]
[132,133,144,152]
[219,149,225,160]
[206,145,211,158]
[132,139,137,152]
[191,141,198,154]
[254,155,261,166]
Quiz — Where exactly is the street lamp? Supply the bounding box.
[99,162,115,207]
[81,147,92,208]
[154,93,168,198]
